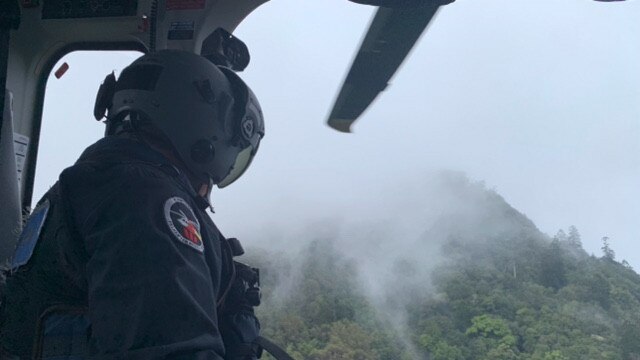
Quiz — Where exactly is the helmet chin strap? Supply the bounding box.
[197,183,209,197]
[195,179,214,211]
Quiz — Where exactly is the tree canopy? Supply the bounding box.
[246,178,640,360]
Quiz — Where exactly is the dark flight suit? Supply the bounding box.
[0,136,259,359]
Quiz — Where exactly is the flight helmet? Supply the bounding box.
[94,50,264,188]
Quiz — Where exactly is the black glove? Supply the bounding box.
[219,262,262,360]
[220,311,262,360]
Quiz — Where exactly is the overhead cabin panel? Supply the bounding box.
[42,0,138,19]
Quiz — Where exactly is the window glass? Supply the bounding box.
[33,51,140,205]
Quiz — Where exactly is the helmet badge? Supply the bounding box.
[241,117,254,139]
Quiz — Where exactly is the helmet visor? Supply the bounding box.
[217,146,255,188]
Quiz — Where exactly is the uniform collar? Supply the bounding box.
[78,135,170,166]
[78,136,213,210]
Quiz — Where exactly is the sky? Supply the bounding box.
[34,0,640,268]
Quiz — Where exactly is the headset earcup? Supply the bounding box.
[191,139,216,164]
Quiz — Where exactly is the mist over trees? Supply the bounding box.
[244,173,640,360]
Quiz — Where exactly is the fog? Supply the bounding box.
[239,170,548,356]
[213,0,640,270]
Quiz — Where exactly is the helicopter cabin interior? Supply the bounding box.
[0,0,269,265]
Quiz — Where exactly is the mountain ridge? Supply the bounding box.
[246,173,640,359]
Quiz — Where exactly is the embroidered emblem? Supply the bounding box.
[164,197,204,253]
[11,199,50,271]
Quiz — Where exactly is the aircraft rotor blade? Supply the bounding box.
[327,4,441,133]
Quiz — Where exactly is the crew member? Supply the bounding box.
[0,50,264,359]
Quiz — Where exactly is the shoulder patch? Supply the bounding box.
[164,197,204,253]
[11,200,51,271]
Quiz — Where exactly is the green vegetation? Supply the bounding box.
[247,179,640,360]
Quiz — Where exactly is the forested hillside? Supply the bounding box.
[245,175,640,360]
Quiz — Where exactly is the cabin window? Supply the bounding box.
[32,51,140,205]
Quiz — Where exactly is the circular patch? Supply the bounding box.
[164,197,204,253]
